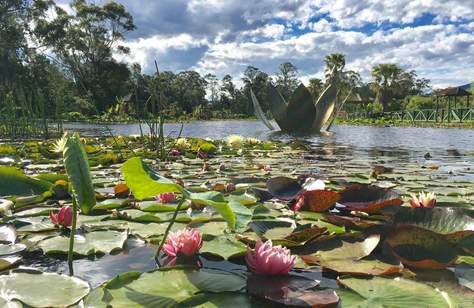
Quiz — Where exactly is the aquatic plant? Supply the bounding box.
[163,228,203,258]
[50,206,73,228]
[226,134,244,148]
[409,191,436,208]
[156,192,176,203]
[246,240,296,275]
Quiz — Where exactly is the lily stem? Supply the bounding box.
[67,198,77,276]
[156,195,186,260]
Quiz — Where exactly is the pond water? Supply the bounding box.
[3,121,473,305]
[65,120,474,154]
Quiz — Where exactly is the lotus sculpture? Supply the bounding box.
[251,67,352,133]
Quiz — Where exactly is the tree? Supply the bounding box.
[307,78,323,100]
[220,74,236,110]
[275,62,299,100]
[204,73,219,105]
[371,64,430,111]
[324,53,346,81]
[35,0,136,112]
[371,64,403,111]
[242,66,269,114]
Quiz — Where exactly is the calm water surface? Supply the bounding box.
[65,120,474,155]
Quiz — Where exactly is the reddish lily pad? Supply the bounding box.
[247,273,339,307]
[301,190,340,212]
[386,226,458,269]
[339,184,403,213]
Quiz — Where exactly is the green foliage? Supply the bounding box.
[121,157,182,200]
[0,167,52,196]
[406,95,436,111]
[58,133,96,214]
[367,101,384,113]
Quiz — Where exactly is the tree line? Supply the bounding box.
[1,0,433,122]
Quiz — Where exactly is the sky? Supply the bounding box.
[57,0,474,88]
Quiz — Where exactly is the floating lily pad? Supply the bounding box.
[302,189,340,212]
[0,167,52,196]
[38,230,127,256]
[266,176,302,200]
[0,243,26,255]
[387,226,458,269]
[338,277,451,307]
[100,268,246,307]
[201,235,247,259]
[0,271,90,307]
[339,184,403,213]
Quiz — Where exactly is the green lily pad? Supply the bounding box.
[201,235,247,259]
[0,167,52,196]
[338,277,451,307]
[0,256,21,271]
[100,268,246,307]
[38,230,127,256]
[0,271,90,307]
[0,243,26,255]
[121,157,182,200]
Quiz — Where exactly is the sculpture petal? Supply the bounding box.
[266,83,291,131]
[312,82,337,132]
[250,88,275,130]
[286,83,316,132]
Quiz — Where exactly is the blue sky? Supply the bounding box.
[57,0,474,88]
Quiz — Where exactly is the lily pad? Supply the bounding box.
[339,184,403,213]
[0,167,52,196]
[101,268,246,307]
[201,235,247,259]
[121,157,182,200]
[38,230,127,256]
[0,271,90,307]
[338,277,451,307]
[266,176,302,200]
[386,226,458,269]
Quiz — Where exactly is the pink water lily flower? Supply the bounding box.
[246,240,296,275]
[157,192,176,203]
[409,191,436,208]
[163,228,203,257]
[50,206,73,228]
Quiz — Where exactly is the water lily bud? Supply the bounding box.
[50,206,73,228]
[162,228,203,258]
[246,240,296,275]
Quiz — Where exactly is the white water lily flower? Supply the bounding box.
[246,137,261,145]
[226,135,244,148]
[303,178,325,191]
[175,138,190,149]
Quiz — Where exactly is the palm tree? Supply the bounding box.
[371,64,403,111]
[308,78,324,99]
[324,53,346,81]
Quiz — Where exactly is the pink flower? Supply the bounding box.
[246,240,296,275]
[163,228,203,257]
[50,206,73,228]
[263,164,272,172]
[169,149,180,156]
[157,192,176,203]
[409,191,436,208]
[291,195,305,212]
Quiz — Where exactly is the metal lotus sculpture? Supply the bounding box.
[251,71,349,133]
